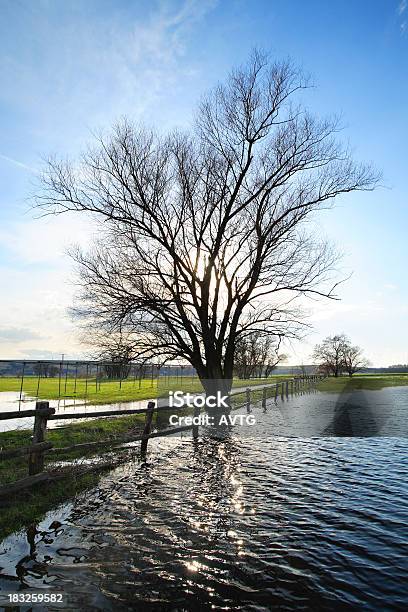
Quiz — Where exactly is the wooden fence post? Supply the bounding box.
[275,383,279,401]
[262,387,267,410]
[29,402,54,475]
[246,388,251,412]
[285,380,289,396]
[141,401,156,455]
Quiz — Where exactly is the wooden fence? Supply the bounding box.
[0,375,322,498]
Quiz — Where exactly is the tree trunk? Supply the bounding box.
[193,351,233,398]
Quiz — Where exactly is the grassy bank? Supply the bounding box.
[317,373,408,392]
[0,471,104,541]
[0,411,149,539]
[0,410,153,485]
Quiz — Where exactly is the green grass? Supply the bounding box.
[317,373,408,392]
[0,375,158,404]
[0,374,291,406]
[0,410,150,540]
[0,412,148,478]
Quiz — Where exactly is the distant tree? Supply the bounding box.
[316,362,332,377]
[234,332,286,379]
[33,363,46,378]
[262,343,287,378]
[313,334,369,377]
[299,363,308,376]
[342,344,370,376]
[387,364,408,373]
[33,363,59,378]
[234,336,254,379]
[86,330,135,380]
[104,357,132,381]
[47,365,59,378]
[263,354,287,378]
[312,334,348,377]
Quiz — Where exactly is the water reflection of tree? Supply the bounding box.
[323,380,382,436]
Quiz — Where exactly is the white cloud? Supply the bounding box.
[397,1,407,33]
[0,263,81,359]
[305,296,385,324]
[0,214,92,359]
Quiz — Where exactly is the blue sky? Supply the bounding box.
[0,0,407,365]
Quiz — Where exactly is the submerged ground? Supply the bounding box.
[1,384,407,610]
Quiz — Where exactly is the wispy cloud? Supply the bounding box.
[0,0,218,143]
[18,348,76,360]
[0,153,37,174]
[397,0,407,33]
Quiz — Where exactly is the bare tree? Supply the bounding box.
[36,51,378,394]
[234,335,256,380]
[342,344,370,377]
[264,353,287,378]
[234,332,284,378]
[85,329,136,379]
[313,334,348,377]
[33,363,59,378]
[255,334,287,377]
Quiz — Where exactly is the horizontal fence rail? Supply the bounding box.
[0,441,53,461]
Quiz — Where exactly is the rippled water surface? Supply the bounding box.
[1,389,408,610]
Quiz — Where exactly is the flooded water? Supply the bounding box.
[1,388,408,610]
[0,393,152,432]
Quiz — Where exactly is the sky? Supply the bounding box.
[0,0,407,366]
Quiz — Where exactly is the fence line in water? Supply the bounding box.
[0,375,323,498]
